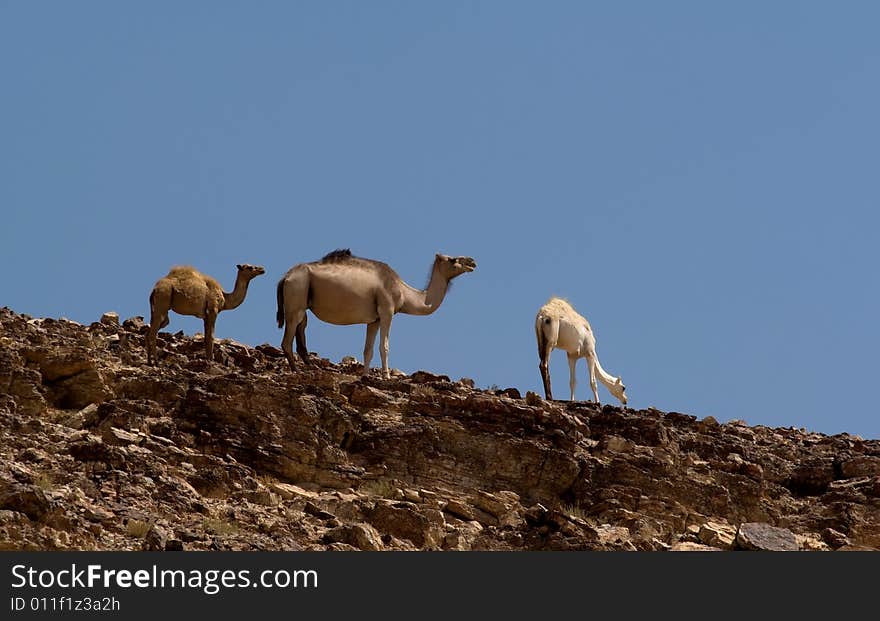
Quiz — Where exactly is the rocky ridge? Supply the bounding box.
[1,306,878,551]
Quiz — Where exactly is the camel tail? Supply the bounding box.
[276,279,285,329]
[535,314,548,362]
[149,288,164,316]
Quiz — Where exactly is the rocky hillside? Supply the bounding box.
[1,306,878,551]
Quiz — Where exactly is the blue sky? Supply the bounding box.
[2,2,878,438]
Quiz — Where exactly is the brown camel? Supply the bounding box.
[535,297,627,405]
[147,264,265,365]
[276,249,476,378]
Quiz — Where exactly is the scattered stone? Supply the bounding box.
[698,520,736,549]
[100,312,120,328]
[0,485,55,522]
[122,316,146,332]
[304,502,336,521]
[497,387,521,399]
[525,391,544,407]
[323,523,384,551]
[840,456,880,479]
[444,499,476,521]
[143,524,168,551]
[671,542,722,552]
[736,523,799,551]
[796,533,831,551]
[410,370,451,384]
[821,528,850,549]
[367,501,443,548]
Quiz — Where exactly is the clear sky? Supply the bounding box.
[2,2,878,438]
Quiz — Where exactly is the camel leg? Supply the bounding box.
[204,312,217,362]
[586,354,600,404]
[295,314,310,362]
[146,322,160,365]
[378,311,393,379]
[537,321,557,400]
[281,309,307,373]
[539,357,552,400]
[147,289,170,366]
[362,320,379,377]
[567,353,578,401]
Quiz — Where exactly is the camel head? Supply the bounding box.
[236,264,266,280]
[609,378,627,406]
[434,254,477,279]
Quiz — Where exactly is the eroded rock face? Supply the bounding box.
[0,306,878,551]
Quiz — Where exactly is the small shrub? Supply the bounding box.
[204,517,239,536]
[360,479,397,499]
[33,473,54,490]
[562,504,587,521]
[126,519,152,539]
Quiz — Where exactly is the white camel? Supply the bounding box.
[276,249,476,378]
[535,297,627,405]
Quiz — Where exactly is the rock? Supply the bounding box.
[472,490,519,516]
[670,542,722,551]
[443,499,476,521]
[840,456,880,478]
[835,544,878,551]
[410,370,451,384]
[269,483,320,502]
[123,316,146,332]
[245,490,281,507]
[796,533,831,551]
[525,391,544,407]
[367,501,443,548]
[788,458,835,495]
[601,435,635,454]
[497,387,521,399]
[347,384,395,408]
[144,524,168,551]
[0,485,55,522]
[523,503,549,525]
[821,528,850,549]
[100,312,120,328]
[698,520,736,549]
[402,488,421,503]
[736,523,799,551]
[323,523,384,551]
[595,524,634,549]
[443,521,483,550]
[304,502,336,521]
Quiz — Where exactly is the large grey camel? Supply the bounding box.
[147,264,265,365]
[276,249,476,378]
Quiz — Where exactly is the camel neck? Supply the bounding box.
[222,273,252,310]
[400,262,449,315]
[592,356,618,388]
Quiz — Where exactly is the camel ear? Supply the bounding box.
[236,264,243,270]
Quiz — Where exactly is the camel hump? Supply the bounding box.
[320,248,353,262]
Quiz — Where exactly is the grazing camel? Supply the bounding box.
[535,297,627,405]
[277,249,476,378]
[147,264,265,365]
